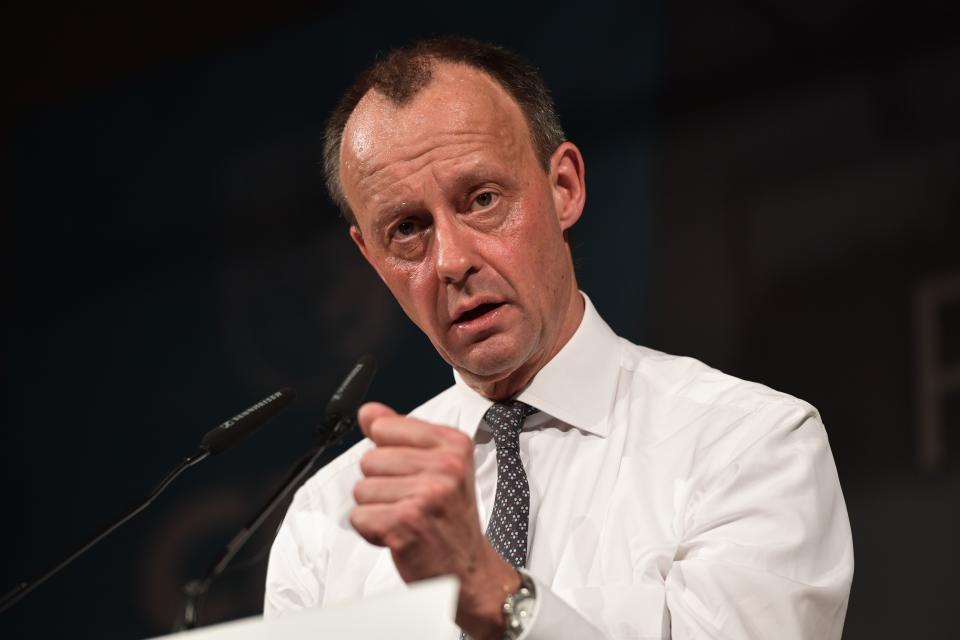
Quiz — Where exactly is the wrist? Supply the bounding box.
[457,544,521,640]
[502,570,537,640]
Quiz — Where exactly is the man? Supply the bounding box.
[265,38,853,639]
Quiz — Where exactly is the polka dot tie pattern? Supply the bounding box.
[484,401,538,569]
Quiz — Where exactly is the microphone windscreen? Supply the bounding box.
[200,387,296,455]
[323,355,377,425]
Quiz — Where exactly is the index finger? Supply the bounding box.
[366,414,459,449]
[357,402,399,439]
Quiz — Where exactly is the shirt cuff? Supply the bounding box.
[516,569,605,640]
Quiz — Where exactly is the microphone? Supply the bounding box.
[319,353,378,442]
[202,388,295,455]
[0,388,296,615]
[177,356,377,630]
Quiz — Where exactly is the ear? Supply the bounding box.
[548,141,586,232]
[349,224,387,283]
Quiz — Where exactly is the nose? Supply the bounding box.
[434,215,479,284]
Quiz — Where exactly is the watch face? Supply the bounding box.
[505,581,537,638]
[514,593,536,619]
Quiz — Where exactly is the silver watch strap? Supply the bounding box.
[502,571,537,640]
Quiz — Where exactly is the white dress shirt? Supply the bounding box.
[265,293,853,639]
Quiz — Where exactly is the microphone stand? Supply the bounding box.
[176,417,356,630]
[0,387,295,617]
[0,449,210,615]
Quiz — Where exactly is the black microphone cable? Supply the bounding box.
[176,355,377,630]
[0,387,296,615]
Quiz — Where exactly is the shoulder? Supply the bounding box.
[615,339,825,461]
[621,340,813,410]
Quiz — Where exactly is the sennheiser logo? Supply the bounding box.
[218,391,284,430]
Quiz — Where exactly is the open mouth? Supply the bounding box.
[454,302,503,324]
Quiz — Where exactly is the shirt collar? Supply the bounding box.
[453,292,621,439]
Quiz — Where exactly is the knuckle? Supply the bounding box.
[384,530,412,554]
[352,480,368,503]
[348,506,367,532]
[367,418,383,441]
[422,477,453,504]
[449,429,473,451]
[358,450,376,475]
[350,507,385,545]
[435,452,466,479]
[395,501,424,531]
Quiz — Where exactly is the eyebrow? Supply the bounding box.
[445,162,519,204]
[450,168,496,193]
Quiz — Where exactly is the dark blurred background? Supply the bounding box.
[2,1,958,638]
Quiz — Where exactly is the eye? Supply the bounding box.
[470,191,499,210]
[396,220,418,236]
[389,217,429,244]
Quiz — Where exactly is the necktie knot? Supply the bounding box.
[484,401,537,451]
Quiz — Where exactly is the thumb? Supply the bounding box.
[357,401,398,440]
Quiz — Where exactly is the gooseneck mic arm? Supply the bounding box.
[177,355,377,630]
[0,387,296,615]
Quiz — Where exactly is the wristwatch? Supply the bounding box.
[502,571,537,639]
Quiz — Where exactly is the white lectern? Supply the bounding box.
[149,576,460,640]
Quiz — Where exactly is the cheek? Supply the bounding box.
[381,259,440,324]
[511,197,564,270]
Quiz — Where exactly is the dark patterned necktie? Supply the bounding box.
[459,402,537,640]
[484,401,538,568]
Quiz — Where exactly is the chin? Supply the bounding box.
[453,337,536,384]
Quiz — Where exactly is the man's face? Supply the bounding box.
[340,63,585,398]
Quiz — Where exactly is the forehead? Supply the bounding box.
[340,62,531,176]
